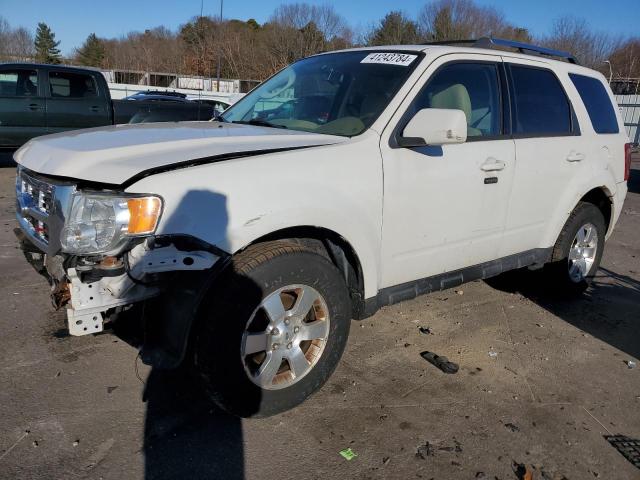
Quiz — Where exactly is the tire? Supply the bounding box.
[544,201,606,295]
[194,240,351,417]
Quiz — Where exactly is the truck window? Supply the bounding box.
[48,71,98,98]
[569,73,619,134]
[0,70,38,97]
[508,65,572,136]
[410,62,502,138]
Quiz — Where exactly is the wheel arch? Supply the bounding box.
[238,226,370,319]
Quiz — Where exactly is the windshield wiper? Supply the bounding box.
[232,119,287,129]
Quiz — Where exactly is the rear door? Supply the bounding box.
[500,59,591,256]
[0,67,46,147]
[45,69,111,133]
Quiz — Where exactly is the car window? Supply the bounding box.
[0,70,38,97]
[569,73,619,134]
[410,63,502,138]
[508,65,572,136]
[48,71,98,98]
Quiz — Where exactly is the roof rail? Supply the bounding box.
[424,37,579,64]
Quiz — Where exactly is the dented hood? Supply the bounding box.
[14,121,347,185]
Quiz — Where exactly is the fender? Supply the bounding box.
[540,169,618,249]
[126,137,384,300]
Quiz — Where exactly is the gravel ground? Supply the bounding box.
[0,157,639,480]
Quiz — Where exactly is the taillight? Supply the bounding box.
[624,143,631,182]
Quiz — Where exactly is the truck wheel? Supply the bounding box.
[545,202,606,294]
[194,240,351,417]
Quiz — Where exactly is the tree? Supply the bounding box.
[419,0,524,42]
[34,22,61,64]
[367,11,421,46]
[75,33,105,67]
[540,16,620,69]
[0,16,34,60]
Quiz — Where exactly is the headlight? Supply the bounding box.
[60,193,162,254]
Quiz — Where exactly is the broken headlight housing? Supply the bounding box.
[60,193,163,254]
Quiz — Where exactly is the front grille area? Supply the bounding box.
[17,170,54,244]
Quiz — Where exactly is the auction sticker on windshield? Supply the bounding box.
[361,52,418,66]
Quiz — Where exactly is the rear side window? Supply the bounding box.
[48,71,98,98]
[508,65,572,136]
[569,73,619,134]
[0,70,38,97]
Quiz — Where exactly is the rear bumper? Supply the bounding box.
[608,181,628,239]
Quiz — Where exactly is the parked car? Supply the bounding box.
[187,97,232,115]
[0,63,214,148]
[14,38,631,417]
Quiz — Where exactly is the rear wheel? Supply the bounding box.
[544,202,606,294]
[194,240,351,417]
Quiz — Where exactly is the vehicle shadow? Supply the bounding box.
[486,267,640,360]
[111,189,260,480]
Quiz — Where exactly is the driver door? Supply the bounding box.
[379,54,515,289]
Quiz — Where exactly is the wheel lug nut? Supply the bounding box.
[284,318,290,325]
[272,343,280,351]
[271,328,280,336]
[294,326,300,333]
[287,342,292,349]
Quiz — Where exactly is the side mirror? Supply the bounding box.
[398,108,467,147]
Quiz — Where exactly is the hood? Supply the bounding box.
[14,122,347,185]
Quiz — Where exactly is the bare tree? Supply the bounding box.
[540,16,621,69]
[418,0,518,41]
[0,16,35,61]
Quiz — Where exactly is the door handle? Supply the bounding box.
[566,151,585,162]
[28,103,41,111]
[480,158,506,172]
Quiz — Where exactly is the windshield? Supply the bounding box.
[221,51,422,137]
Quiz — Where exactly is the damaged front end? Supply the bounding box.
[15,167,226,364]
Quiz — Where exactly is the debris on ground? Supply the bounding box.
[504,422,520,432]
[605,434,640,469]
[382,456,391,465]
[418,326,433,335]
[627,360,637,369]
[455,289,464,295]
[32,440,38,447]
[107,386,118,394]
[420,351,459,374]
[512,462,534,480]
[488,350,498,358]
[339,448,357,461]
[73,440,80,447]
[415,441,435,459]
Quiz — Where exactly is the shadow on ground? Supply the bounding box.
[486,267,640,361]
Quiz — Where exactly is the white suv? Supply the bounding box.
[15,38,631,417]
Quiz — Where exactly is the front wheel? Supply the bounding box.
[194,240,351,417]
[544,202,606,294]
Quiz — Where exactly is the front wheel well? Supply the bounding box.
[241,227,367,319]
[579,188,612,233]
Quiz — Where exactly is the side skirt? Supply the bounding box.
[360,248,552,318]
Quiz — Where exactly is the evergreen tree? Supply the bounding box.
[368,12,421,46]
[34,22,61,64]
[76,33,105,67]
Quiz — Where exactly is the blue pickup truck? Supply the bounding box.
[0,63,215,148]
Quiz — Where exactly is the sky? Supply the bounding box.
[0,0,637,55]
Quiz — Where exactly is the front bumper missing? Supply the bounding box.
[16,230,219,336]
